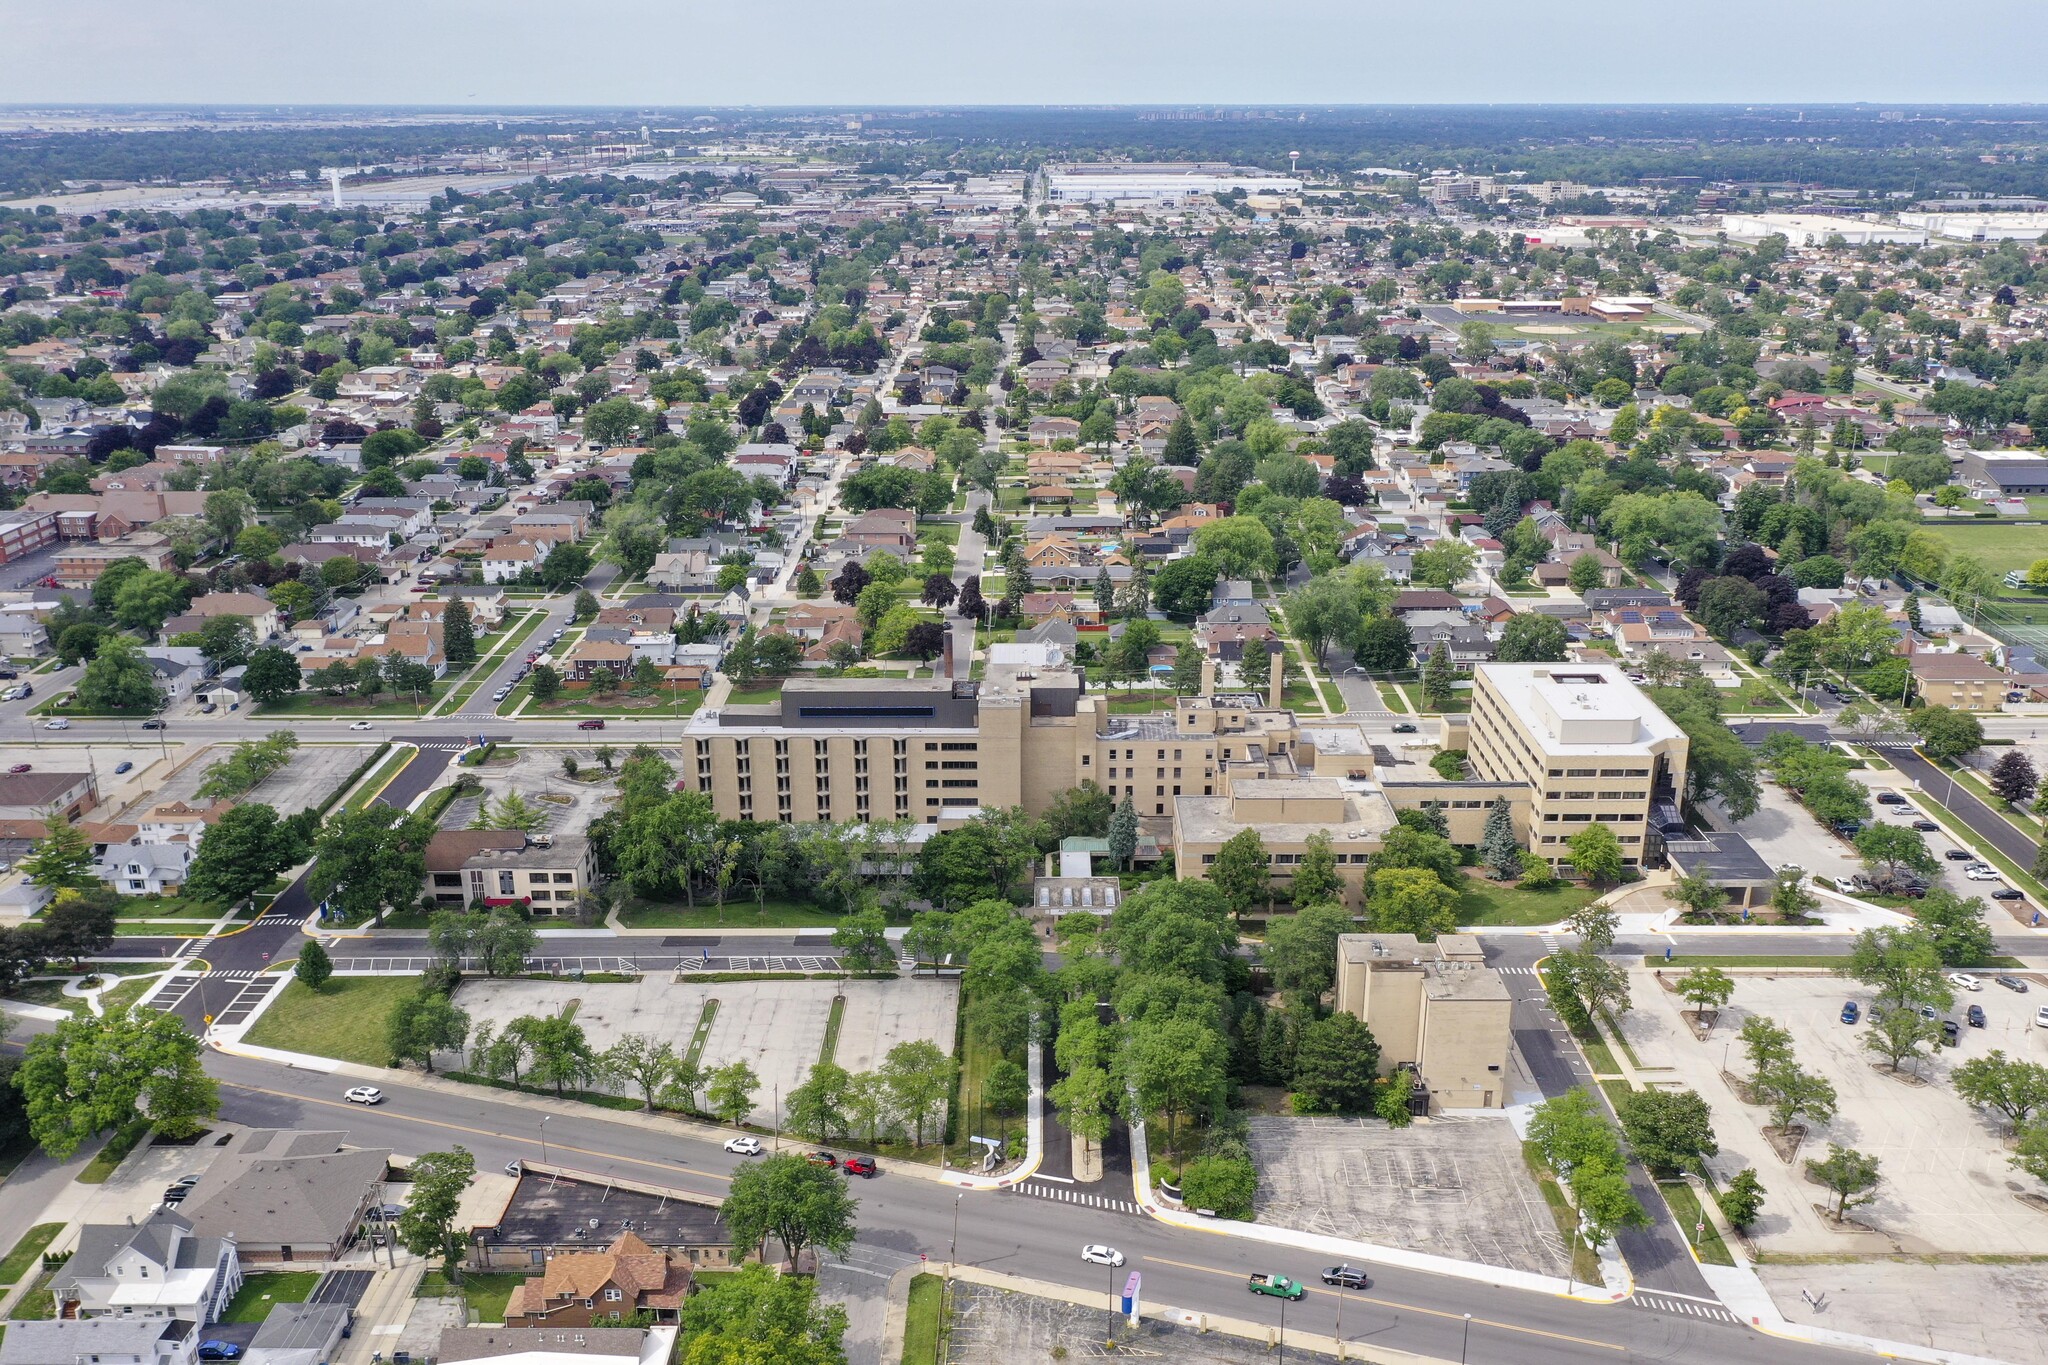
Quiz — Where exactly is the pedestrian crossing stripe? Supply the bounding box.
[1633,1293,1739,1324]
[1013,1181,1140,1214]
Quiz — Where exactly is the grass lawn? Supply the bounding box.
[220,1271,319,1324]
[79,1120,148,1184]
[1657,1180,1735,1267]
[258,684,452,717]
[7,1269,55,1319]
[244,977,417,1066]
[618,898,843,929]
[1453,875,1599,928]
[98,976,159,1015]
[726,683,785,705]
[114,922,209,937]
[2,981,85,1015]
[1522,1141,1602,1285]
[111,894,223,921]
[509,683,707,719]
[1913,522,2048,578]
[902,1274,946,1363]
[342,748,415,812]
[942,990,1018,1169]
[0,1225,62,1288]
[416,1269,529,1324]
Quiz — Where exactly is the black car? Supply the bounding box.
[1994,889,2025,901]
[141,719,163,730]
[1941,1019,1962,1047]
[1875,792,1907,805]
[1945,848,1974,861]
[1321,1266,1372,1289]
[0,669,15,680]
[1391,722,1417,734]
[1968,1005,1987,1028]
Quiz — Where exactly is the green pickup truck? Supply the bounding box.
[1247,1273,1306,1301]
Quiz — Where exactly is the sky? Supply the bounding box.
[6,0,2048,106]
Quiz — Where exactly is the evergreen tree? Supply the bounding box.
[1480,797,1523,880]
[442,599,477,666]
[1421,643,1455,709]
[1240,641,1270,690]
[1094,565,1115,611]
[1163,413,1200,464]
[793,565,822,598]
[1107,797,1138,871]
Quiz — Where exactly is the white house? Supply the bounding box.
[94,800,226,897]
[482,541,542,584]
[51,1208,241,1325]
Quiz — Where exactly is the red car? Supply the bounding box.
[842,1156,877,1178]
[804,1151,839,1169]
[577,719,605,730]
[6,764,27,775]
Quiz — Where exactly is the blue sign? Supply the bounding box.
[1120,1272,1141,1317]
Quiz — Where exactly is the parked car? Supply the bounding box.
[1940,1019,1962,1047]
[1832,820,1862,837]
[114,761,132,774]
[1840,1001,1860,1024]
[2037,1005,2048,1029]
[1997,975,2030,993]
[0,668,16,680]
[342,1086,383,1105]
[505,1160,523,1176]
[198,1343,243,1361]
[578,719,606,730]
[1968,1005,1987,1028]
[1948,973,1983,992]
[1080,1245,1125,1267]
[1321,1266,1371,1289]
[199,703,216,714]
[1993,889,2025,901]
[1967,867,2002,882]
[1911,820,1939,832]
[1945,849,1974,860]
[723,1136,763,1156]
[804,1151,839,1169]
[843,1155,878,1178]
[1875,792,1907,805]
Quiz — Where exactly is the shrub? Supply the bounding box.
[1178,1154,1257,1220]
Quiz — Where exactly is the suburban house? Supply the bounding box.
[424,830,598,914]
[503,1233,692,1328]
[483,541,543,583]
[52,1209,241,1325]
[1911,651,2014,710]
[827,509,916,556]
[179,1129,390,1262]
[93,800,229,897]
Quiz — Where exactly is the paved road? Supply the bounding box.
[162,1037,1863,1365]
[1887,746,2042,879]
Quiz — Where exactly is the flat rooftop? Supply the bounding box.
[478,1172,727,1251]
[1477,662,1684,753]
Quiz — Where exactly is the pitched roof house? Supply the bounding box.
[503,1232,693,1328]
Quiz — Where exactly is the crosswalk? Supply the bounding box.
[1010,1178,1141,1216]
[212,975,285,1027]
[1633,1291,1741,1325]
[177,936,213,959]
[1496,965,1539,976]
[252,914,302,927]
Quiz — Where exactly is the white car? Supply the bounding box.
[349,720,373,731]
[2037,1005,2048,1029]
[43,719,68,730]
[1947,973,1983,992]
[1967,868,2002,882]
[723,1136,764,1156]
[343,1086,383,1105]
[1080,1245,1125,1268]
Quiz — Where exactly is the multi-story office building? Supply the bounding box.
[1462,663,1689,871]
[1335,933,1513,1110]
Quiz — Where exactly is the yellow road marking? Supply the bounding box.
[1139,1255,1626,1353]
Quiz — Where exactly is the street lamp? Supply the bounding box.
[1277,1292,1288,1365]
[1461,1313,1472,1364]
[949,1192,962,1277]
[539,1114,550,1164]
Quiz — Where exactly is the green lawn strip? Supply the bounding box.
[78,1120,149,1184]
[1523,1141,1602,1285]
[619,898,843,929]
[1910,522,2048,578]
[244,978,419,1066]
[1656,1179,1735,1267]
[111,895,223,921]
[7,1269,56,1319]
[1453,875,1599,928]
[1600,1013,1646,1072]
[258,684,452,717]
[683,1000,719,1070]
[726,685,785,705]
[1597,1078,1634,1108]
[820,996,845,1065]
[113,923,209,937]
[1377,682,1409,714]
[902,1274,946,1363]
[2,981,86,1015]
[342,748,416,813]
[508,683,708,719]
[218,1271,319,1324]
[98,977,159,1015]
[941,992,1014,1168]
[1580,1038,1622,1076]
[0,1226,62,1288]
[415,1270,529,1324]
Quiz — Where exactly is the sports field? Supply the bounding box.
[1915,521,2047,577]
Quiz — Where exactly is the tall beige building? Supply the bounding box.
[1463,663,1689,872]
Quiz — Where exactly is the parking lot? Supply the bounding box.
[1245,1114,1569,1277]
[1618,967,2048,1255]
[443,742,647,833]
[443,975,959,1128]
[144,740,368,818]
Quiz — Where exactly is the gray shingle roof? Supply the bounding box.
[180,1130,388,1250]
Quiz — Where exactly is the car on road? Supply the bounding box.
[141,719,161,729]
[1997,975,2030,993]
[804,1151,838,1169]
[198,1343,243,1361]
[1840,1000,1859,1024]
[1248,1273,1306,1300]
[114,761,132,774]
[343,1086,384,1105]
[1080,1245,1125,1267]
[5,764,26,774]
[1994,889,2025,901]
[1911,820,1939,832]
[506,1160,524,1175]
[723,1136,763,1156]
[43,719,67,730]
[1391,722,1417,733]
[1968,1004,1987,1028]
[843,1156,878,1178]
[1948,973,1983,992]
[1321,1266,1371,1289]
[578,719,606,730]
[349,720,372,730]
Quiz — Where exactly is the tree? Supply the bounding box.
[881,1039,956,1149]
[1367,866,1457,939]
[1771,867,1818,921]
[707,1059,760,1127]
[1953,1051,2048,1130]
[441,599,477,666]
[984,1058,1028,1144]
[242,647,302,704]
[184,803,311,909]
[16,1008,220,1158]
[1853,823,1939,883]
[601,1034,695,1113]
[1615,1087,1718,1176]
[1844,925,1952,1014]
[678,1261,848,1364]
[1805,1144,1882,1222]
[830,907,891,975]
[1675,966,1735,1022]
[1479,797,1522,880]
[573,588,600,620]
[1120,1014,1227,1148]
[1568,553,1606,593]
[1989,749,2039,809]
[19,818,98,892]
[1107,796,1138,872]
[1209,828,1270,917]
[387,990,469,1072]
[1290,1011,1382,1113]
[1917,889,1996,967]
[1718,1167,1766,1231]
[1567,825,1625,887]
[310,805,436,926]
[1914,705,1983,763]
[1671,870,1725,919]
[193,614,255,670]
[396,1147,475,1276]
[1420,641,1454,709]
[1377,1070,1415,1127]
[1739,1015,1795,1077]
[2012,1123,2048,1189]
[529,663,562,702]
[294,939,332,992]
[1412,538,1476,592]
[539,542,595,592]
[1353,614,1412,673]
[1866,1001,1943,1073]
[1269,892,1351,988]
[1757,1060,1837,1134]
[77,634,161,711]
[37,890,116,967]
[1284,575,1362,665]
[1565,901,1620,953]
[1496,613,1569,663]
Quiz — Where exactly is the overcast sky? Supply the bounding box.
[7,0,2048,106]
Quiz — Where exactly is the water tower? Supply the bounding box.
[1288,150,1300,176]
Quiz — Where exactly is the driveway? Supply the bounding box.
[1704,782,1861,888]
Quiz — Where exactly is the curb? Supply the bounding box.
[878,1263,917,1364]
